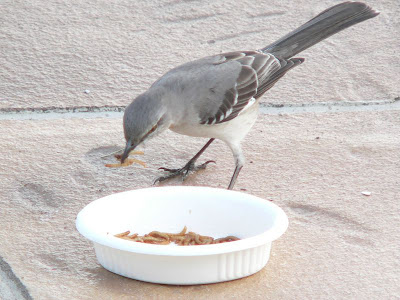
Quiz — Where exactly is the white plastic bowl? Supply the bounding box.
[76,186,288,285]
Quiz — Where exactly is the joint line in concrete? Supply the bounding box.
[0,98,398,120]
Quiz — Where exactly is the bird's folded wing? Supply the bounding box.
[199,51,303,125]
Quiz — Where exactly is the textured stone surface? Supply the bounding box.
[1,0,399,298]
[1,0,399,110]
[0,110,399,299]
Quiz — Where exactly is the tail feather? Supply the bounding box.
[262,2,379,59]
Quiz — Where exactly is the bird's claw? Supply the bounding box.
[154,160,216,185]
[158,167,180,172]
[193,160,216,171]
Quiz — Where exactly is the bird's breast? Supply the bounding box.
[169,102,259,145]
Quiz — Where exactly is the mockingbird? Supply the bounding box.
[121,2,378,189]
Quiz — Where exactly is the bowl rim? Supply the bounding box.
[76,186,289,256]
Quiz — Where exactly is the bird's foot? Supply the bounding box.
[154,160,216,184]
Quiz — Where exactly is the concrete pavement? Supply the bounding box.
[1,109,399,299]
[1,0,399,110]
[1,0,399,299]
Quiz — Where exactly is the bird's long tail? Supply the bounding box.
[261,2,379,59]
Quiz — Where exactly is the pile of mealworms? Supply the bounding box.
[114,226,239,245]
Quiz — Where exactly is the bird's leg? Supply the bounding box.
[154,138,216,184]
[227,143,245,190]
[228,165,243,190]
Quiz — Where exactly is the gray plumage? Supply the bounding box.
[121,2,379,189]
[262,1,379,59]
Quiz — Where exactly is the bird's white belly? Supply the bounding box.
[170,102,259,145]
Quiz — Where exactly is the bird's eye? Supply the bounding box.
[139,124,159,143]
[149,124,157,134]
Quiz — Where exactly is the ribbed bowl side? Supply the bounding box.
[217,243,271,281]
[94,244,135,278]
[93,242,272,284]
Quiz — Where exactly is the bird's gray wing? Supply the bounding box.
[255,57,304,98]
[199,51,303,125]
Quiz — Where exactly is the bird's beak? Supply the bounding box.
[121,140,136,163]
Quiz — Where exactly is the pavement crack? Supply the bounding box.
[0,255,33,300]
[164,12,223,24]
[0,105,125,114]
[0,98,398,120]
[247,11,286,19]
[0,105,126,121]
[259,98,400,115]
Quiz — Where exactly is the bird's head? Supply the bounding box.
[121,92,170,163]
